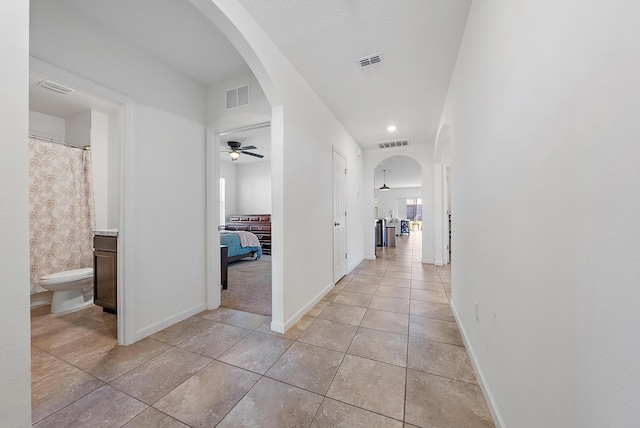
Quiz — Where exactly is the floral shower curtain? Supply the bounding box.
[29,138,96,294]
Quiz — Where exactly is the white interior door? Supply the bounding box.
[333,149,346,282]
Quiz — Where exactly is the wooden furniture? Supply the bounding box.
[226,214,271,255]
[93,235,117,313]
[221,245,228,290]
[220,241,260,290]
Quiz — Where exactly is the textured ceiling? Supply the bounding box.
[43,0,470,154]
[62,0,250,85]
[238,0,471,150]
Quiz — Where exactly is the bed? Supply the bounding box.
[220,231,262,290]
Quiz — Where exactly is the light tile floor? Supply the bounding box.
[31,233,494,427]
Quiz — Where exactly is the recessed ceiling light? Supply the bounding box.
[387,125,397,132]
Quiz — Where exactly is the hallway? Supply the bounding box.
[31,233,493,427]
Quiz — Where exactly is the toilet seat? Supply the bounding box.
[40,268,93,286]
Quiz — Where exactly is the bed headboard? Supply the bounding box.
[226,214,271,255]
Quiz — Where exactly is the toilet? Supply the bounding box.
[39,268,94,314]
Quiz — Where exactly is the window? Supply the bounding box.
[220,178,226,226]
[406,198,422,221]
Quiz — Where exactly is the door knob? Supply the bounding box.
[334,222,340,226]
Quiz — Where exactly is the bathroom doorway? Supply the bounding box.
[28,59,129,343]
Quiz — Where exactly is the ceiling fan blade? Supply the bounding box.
[240,145,257,150]
[242,151,264,158]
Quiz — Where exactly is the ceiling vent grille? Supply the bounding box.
[377,140,409,149]
[226,83,250,109]
[357,52,383,68]
[38,80,74,94]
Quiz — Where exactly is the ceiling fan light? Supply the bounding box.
[229,150,240,160]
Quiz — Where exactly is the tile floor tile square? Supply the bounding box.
[178,322,251,359]
[217,377,323,428]
[376,285,411,299]
[405,369,493,428]
[351,274,383,285]
[111,348,211,404]
[344,281,379,294]
[409,315,463,346]
[318,303,367,326]
[348,327,407,367]
[123,407,189,428]
[409,300,455,322]
[150,316,216,345]
[369,295,410,314]
[266,342,344,394]
[218,331,293,374]
[311,398,403,428]
[360,309,409,335]
[379,277,411,288]
[327,354,406,421]
[298,318,358,352]
[408,336,477,384]
[154,361,261,427]
[333,291,374,308]
[411,288,449,304]
[34,385,147,428]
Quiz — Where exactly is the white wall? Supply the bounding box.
[193,0,365,332]
[439,1,640,426]
[237,161,271,213]
[31,0,209,343]
[66,110,91,146]
[364,146,434,263]
[207,71,271,132]
[29,110,65,139]
[220,160,238,221]
[0,0,31,425]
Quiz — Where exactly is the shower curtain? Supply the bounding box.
[29,138,96,294]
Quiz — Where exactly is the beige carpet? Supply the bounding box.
[221,255,271,316]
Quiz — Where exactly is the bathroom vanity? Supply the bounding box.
[93,230,118,313]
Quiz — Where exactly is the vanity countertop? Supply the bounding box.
[93,229,118,237]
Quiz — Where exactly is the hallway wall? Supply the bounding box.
[193,0,365,331]
[439,1,640,426]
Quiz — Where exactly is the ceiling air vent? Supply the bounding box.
[357,52,383,68]
[378,140,409,149]
[226,83,250,110]
[38,80,74,94]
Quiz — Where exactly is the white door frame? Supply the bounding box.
[333,147,347,282]
[30,57,136,344]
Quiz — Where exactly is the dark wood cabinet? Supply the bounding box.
[226,214,271,255]
[93,235,117,313]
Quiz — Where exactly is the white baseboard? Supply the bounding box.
[273,281,334,333]
[434,260,444,266]
[422,258,435,264]
[135,303,207,341]
[450,300,505,428]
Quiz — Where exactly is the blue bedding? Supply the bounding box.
[220,232,262,259]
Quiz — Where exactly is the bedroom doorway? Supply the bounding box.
[217,122,272,317]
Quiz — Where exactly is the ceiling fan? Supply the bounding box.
[222,141,264,161]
